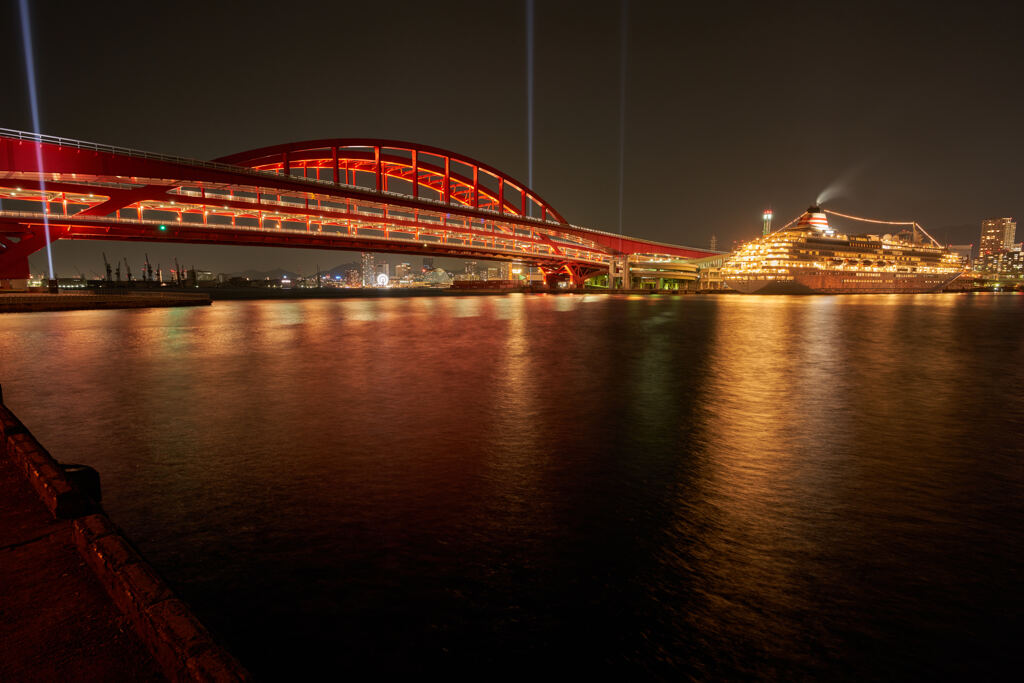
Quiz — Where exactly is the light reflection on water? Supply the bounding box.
[1,294,1022,679]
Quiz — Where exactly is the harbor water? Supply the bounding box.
[2,293,1022,678]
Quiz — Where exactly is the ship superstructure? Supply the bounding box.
[722,206,964,294]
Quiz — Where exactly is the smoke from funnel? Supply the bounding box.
[815,159,875,206]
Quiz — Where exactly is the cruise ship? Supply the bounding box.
[722,206,964,294]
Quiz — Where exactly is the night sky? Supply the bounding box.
[2,1,1022,276]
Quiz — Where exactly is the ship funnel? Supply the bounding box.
[798,205,831,233]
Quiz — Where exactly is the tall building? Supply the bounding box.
[980,218,1016,255]
[464,261,478,275]
[395,262,411,279]
[377,262,390,278]
[710,235,718,251]
[361,252,375,286]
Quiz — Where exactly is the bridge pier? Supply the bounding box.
[608,256,631,289]
[1,224,66,290]
[0,245,32,290]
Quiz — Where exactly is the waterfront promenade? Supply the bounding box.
[0,391,247,681]
[0,452,164,681]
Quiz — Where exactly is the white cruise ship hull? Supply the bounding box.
[727,270,962,294]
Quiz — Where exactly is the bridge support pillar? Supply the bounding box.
[0,242,32,290]
[0,224,66,290]
[0,252,30,280]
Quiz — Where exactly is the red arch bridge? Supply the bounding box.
[0,129,717,288]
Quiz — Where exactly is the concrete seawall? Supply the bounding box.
[203,286,721,300]
[0,386,248,681]
[0,292,211,313]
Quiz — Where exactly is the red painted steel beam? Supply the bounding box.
[215,137,569,224]
[0,224,69,278]
[411,150,418,199]
[443,157,450,205]
[243,152,554,226]
[4,218,576,269]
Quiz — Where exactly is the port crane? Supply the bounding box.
[101,252,112,282]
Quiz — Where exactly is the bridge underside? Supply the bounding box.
[0,217,597,278]
[0,130,719,287]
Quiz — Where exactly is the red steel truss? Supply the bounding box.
[0,129,716,281]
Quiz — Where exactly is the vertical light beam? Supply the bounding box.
[19,0,55,280]
[618,0,629,238]
[526,0,535,195]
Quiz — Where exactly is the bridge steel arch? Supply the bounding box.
[0,129,716,287]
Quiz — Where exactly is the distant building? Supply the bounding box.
[978,247,1024,276]
[345,269,361,286]
[464,261,478,275]
[710,234,718,251]
[376,262,390,278]
[395,262,411,279]
[980,218,1016,255]
[978,218,1021,275]
[361,253,375,286]
[422,267,452,287]
[422,257,434,271]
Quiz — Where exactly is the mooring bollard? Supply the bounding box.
[61,464,103,503]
